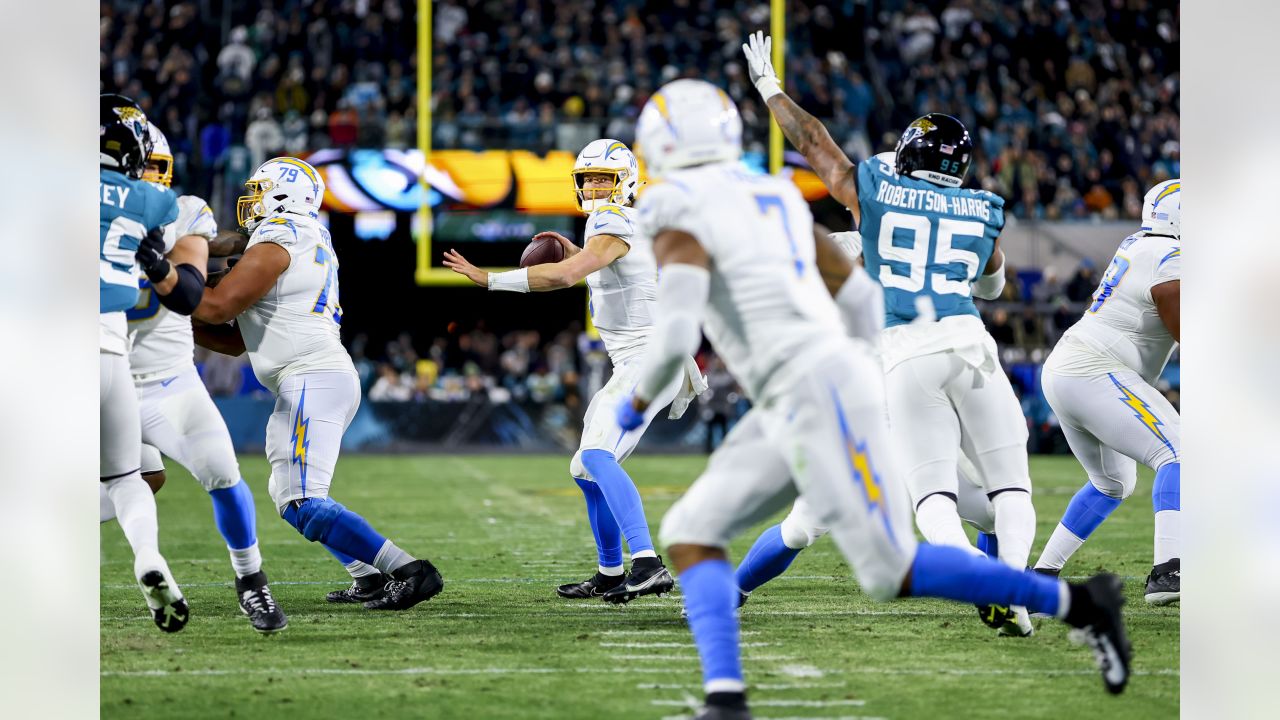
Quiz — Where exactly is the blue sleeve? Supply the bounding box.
[986,192,1007,235]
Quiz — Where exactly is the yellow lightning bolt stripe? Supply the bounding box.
[605,141,627,158]
[651,92,671,121]
[597,205,628,218]
[851,445,882,506]
[269,156,319,185]
[1154,182,1181,205]
[1110,374,1170,447]
[290,386,310,490]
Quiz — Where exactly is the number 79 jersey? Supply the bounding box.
[857,155,1005,327]
[238,213,354,394]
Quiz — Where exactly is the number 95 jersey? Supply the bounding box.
[238,214,355,394]
[857,155,1005,327]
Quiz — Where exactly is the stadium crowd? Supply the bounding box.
[103,0,1178,221]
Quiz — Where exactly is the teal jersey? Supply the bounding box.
[857,157,1006,327]
[100,168,178,313]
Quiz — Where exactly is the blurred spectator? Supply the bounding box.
[369,363,412,401]
[987,308,1015,346]
[1065,261,1100,303]
[699,356,741,453]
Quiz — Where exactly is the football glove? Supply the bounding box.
[742,31,782,101]
[135,225,172,283]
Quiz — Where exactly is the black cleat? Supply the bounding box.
[601,556,676,604]
[1144,558,1180,606]
[364,559,444,611]
[1033,566,1061,578]
[1064,573,1132,694]
[139,569,188,633]
[556,571,625,599]
[976,603,1012,629]
[695,692,752,719]
[327,573,389,604]
[236,570,287,634]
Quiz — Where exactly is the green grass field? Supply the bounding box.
[101,454,1178,719]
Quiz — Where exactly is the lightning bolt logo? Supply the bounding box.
[1108,374,1175,458]
[830,387,899,549]
[291,383,310,495]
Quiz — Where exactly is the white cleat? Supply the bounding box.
[997,605,1035,637]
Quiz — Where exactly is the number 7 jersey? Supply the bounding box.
[857,154,1005,328]
[238,213,354,394]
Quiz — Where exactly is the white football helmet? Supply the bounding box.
[237,156,325,230]
[1141,179,1180,239]
[635,79,743,179]
[572,138,640,213]
[143,122,174,188]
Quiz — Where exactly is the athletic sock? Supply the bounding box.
[599,564,624,577]
[991,490,1036,571]
[631,549,658,561]
[99,483,117,523]
[372,539,414,574]
[1152,463,1180,564]
[105,474,160,563]
[915,494,984,554]
[345,559,382,579]
[1036,482,1122,570]
[228,543,263,578]
[682,558,745,695]
[735,524,802,594]
[580,450,655,555]
[909,543,1063,617]
[574,477,623,569]
[208,479,258,551]
[975,531,998,558]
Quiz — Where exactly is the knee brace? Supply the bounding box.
[281,497,347,543]
[190,436,242,491]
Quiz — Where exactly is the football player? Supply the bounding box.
[100,94,206,632]
[442,139,702,602]
[191,157,444,611]
[1034,180,1181,605]
[741,31,1039,635]
[103,123,286,633]
[618,79,1131,718]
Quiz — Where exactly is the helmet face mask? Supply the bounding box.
[237,157,324,231]
[142,122,174,187]
[571,139,639,213]
[893,113,973,188]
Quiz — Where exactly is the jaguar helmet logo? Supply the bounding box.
[899,118,937,147]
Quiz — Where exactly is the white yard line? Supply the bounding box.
[653,699,867,708]
[601,642,773,649]
[102,665,1178,679]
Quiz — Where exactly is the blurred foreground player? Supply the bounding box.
[105,123,286,633]
[444,139,704,603]
[619,79,1131,718]
[1034,180,1181,605]
[100,94,203,632]
[192,157,443,611]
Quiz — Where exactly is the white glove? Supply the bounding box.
[668,355,710,420]
[741,30,782,101]
[829,230,863,260]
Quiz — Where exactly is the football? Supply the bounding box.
[519,235,565,267]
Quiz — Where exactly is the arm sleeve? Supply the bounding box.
[834,264,884,341]
[637,181,705,249]
[634,264,710,402]
[585,205,635,246]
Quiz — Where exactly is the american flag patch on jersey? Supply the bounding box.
[940,144,955,155]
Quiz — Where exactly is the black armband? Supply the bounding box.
[157,264,206,315]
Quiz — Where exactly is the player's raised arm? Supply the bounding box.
[743,31,861,221]
[1152,280,1180,342]
[443,231,628,292]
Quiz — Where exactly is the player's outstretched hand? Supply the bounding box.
[532,231,580,259]
[616,395,646,431]
[442,248,488,287]
[742,30,781,100]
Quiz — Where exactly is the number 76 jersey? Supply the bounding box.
[238,213,354,394]
[857,155,1005,327]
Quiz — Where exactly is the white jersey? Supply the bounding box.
[239,212,355,393]
[127,195,218,380]
[635,163,846,402]
[1044,232,1180,384]
[583,204,656,364]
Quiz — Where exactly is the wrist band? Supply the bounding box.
[488,267,530,293]
[755,76,782,101]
